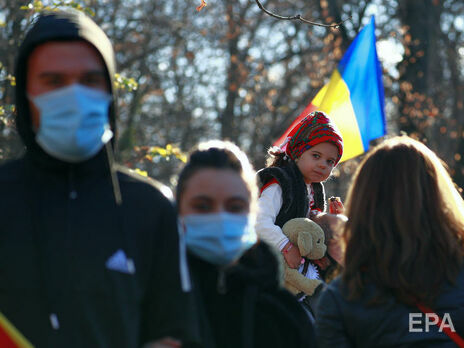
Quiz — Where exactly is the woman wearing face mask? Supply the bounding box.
[176,140,316,348]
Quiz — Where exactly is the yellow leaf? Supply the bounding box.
[134,168,148,177]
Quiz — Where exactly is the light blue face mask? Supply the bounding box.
[29,84,113,163]
[182,213,257,266]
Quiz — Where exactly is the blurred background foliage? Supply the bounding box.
[0,0,463,198]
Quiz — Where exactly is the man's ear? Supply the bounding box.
[298,231,313,256]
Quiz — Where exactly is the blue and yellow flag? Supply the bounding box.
[274,16,386,162]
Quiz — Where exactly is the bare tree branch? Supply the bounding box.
[255,0,350,28]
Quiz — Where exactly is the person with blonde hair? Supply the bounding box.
[316,135,464,347]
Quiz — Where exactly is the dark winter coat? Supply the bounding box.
[315,269,464,347]
[257,162,326,227]
[189,242,318,348]
[0,9,199,348]
[0,155,200,347]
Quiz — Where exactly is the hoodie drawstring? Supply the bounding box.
[104,142,122,206]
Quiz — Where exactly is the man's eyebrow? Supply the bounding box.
[37,72,62,78]
[37,70,106,77]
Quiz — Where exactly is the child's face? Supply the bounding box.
[295,142,338,184]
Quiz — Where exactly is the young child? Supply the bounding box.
[256,111,344,271]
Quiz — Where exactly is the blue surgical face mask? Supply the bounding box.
[29,84,113,163]
[182,213,257,266]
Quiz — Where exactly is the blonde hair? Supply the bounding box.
[342,135,464,306]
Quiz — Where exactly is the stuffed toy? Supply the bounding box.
[282,217,326,296]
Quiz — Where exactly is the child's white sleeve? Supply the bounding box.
[255,184,290,251]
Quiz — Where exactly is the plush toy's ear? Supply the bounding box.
[298,231,313,257]
[311,236,327,260]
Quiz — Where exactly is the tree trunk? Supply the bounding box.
[396,0,443,136]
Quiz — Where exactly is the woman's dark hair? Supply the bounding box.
[342,136,464,306]
[176,140,257,206]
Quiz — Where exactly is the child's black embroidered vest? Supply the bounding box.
[257,161,326,227]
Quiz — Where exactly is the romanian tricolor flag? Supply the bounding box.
[0,312,33,348]
[274,16,386,162]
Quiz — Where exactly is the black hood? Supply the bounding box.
[14,9,117,157]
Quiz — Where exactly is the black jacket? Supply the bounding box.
[0,155,199,347]
[189,242,317,348]
[315,269,464,347]
[1,9,199,347]
[257,162,326,227]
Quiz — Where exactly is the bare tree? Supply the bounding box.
[1,0,462,196]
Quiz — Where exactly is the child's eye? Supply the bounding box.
[327,159,335,165]
[312,154,320,159]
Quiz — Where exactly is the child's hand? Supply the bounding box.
[282,242,303,269]
[329,196,344,214]
[313,256,331,270]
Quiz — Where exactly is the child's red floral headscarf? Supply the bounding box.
[282,111,344,163]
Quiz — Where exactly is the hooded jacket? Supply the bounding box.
[189,242,317,348]
[0,10,199,347]
[14,9,118,158]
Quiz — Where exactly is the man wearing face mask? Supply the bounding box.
[0,9,200,348]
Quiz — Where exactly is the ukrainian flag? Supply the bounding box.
[274,16,386,162]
